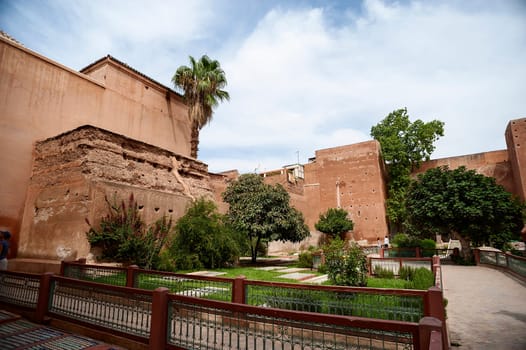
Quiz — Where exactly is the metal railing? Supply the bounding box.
[167,293,419,350]
[370,257,433,276]
[0,270,40,309]
[0,269,446,349]
[245,280,426,322]
[475,249,526,281]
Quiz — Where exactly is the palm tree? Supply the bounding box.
[172,55,230,158]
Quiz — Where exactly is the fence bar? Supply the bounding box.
[127,265,139,288]
[149,287,168,350]
[232,275,246,304]
[34,272,53,323]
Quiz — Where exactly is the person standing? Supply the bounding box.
[0,230,11,271]
[384,235,390,248]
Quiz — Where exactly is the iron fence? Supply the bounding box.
[167,294,418,350]
[49,276,152,339]
[0,271,40,309]
[134,269,233,302]
[477,249,526,280]
[245,281,425,323]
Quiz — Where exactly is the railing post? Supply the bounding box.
[232,275,246,304]
[473,249,480,265]
[150,287,169,350]
[418,317,443,350]
[424,286,448,349]
[35,272,54,323]
[127,265,139,288]
[416,247,421,258]
[60,261,65,276]
[380,247,384,258]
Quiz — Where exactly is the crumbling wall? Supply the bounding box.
[18,125,213,260]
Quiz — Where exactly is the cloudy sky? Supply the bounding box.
[1,0,525,173]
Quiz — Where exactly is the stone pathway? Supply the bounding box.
[442,265,526,349]
[253,266,328,284]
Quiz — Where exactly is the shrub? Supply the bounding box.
[399,266,416,281]
[169,198,241,270]
[297,250,314,268]
[404,268,434,290]
[374,266,395,279]
[324,239,367,286]
[86,194,171,269]
[420,239,436,257]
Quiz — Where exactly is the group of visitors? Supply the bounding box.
[0,230,11,271]
[377,235,390,249]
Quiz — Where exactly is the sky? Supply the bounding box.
[1,0,525,174]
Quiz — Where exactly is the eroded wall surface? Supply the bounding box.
[18,126,211,260]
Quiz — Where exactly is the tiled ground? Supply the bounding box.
[0,310,125,350]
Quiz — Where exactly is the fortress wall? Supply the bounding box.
[415,150,515,195]
[17,126,209,260]
[505,118,526,200]
[0,37,191,252]
[303,140,388,243]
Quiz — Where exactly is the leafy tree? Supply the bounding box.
[406,166,525,258]
[172,55,230,158]
[222,173,310,263]
[86,194,172,269]
[314,208,354,240]
[370,108,444,232]
[169,198,241,270]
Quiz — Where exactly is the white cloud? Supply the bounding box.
[2,0,525,174]
[200,0,526,172]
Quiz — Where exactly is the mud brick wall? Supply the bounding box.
[18,125,214,260]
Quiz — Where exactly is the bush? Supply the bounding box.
[374,266,395,279]
[404,268,434,290]
[399,266,416,281]
[86,194,171,269]
[168,198,241,270]
[324,239,367,286]
[420,239,436,257]
[392,233,419,248]
[297,250,314,268]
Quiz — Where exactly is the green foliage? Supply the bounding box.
[374,266,395,279]
[222,173,310,263]
[169,198,241,270]
[173,55,230,158]
[371,108,444,230]
[407,166,525,253]
[297,251,314,269]
[315,208,354,239]
[366,278,407,289]
[392,233,420,248]
[404,268,435,290]
[86,194,171,269]
[399,266,416,281]
[324,239,367,286]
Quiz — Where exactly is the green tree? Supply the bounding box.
[86,194,172,269]
[324,238,367,286]
[370,108,444,232]
[172,55,230,158]
[222,174,310,263]
[315,208,354,240]
[406,166,524,258]
[170,198,241,270]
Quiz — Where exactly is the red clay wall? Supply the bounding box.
[505,118,526,201]
[0,37,191,256]
[302,140,389,243]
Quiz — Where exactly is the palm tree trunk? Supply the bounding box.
[190,122,199,159]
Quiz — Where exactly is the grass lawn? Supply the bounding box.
[214,266,322,283]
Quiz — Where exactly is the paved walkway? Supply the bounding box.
[442,265,526,349]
